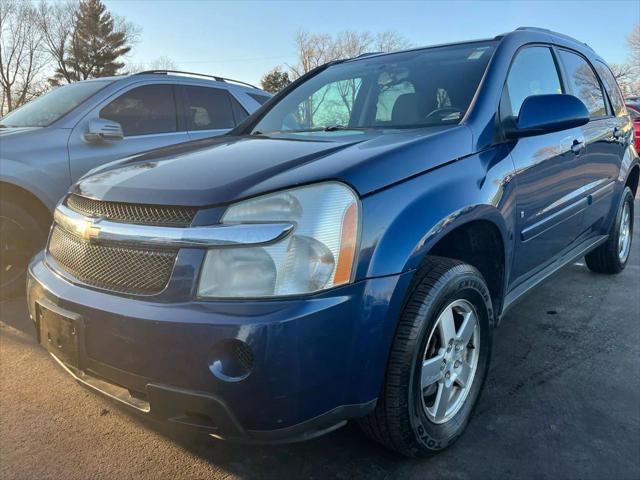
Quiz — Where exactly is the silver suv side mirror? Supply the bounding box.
[85,118,124,142]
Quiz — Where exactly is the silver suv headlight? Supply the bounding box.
[197,182,360,298]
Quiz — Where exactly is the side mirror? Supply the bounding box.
[85,118,124,142]
[505,94,589,139]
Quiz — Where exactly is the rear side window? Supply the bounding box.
[100,84,178,137]
[558,50,607,118]
[505,47,562,117]
[594,61,625,116]
[183,86,235,131]
[248,93,270,105]
[229,95,249,123]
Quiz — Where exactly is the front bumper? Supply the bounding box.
[27,252,410,443]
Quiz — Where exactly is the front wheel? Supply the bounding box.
[0,200,48,300]
[585,187,634,274]
[358,256,493,457]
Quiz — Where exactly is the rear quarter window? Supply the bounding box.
[558,50,607,118]
[594,61,626,116]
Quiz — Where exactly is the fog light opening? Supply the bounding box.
[209,339,254,382]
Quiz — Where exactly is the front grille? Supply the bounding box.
[66,194,197,226]
[48,226,177,295]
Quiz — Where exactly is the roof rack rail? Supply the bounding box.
[514,27,593,51]
[133,70,260,89]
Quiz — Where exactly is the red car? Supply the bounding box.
[627,102,640,151]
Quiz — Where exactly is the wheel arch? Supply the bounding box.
[625,163,639,197]
[405,208,509,319]
[0,180,53,227]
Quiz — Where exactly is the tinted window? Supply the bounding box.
[505,47,562,117]
[100,85,177,136]
[183,86,235,131]
[251,41,496,133]
[558,50,607,118]
[1,80,112,127]
[248,93,270,105]
[230,95,249,123]
[594,61,625,116]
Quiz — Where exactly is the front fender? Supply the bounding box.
[356,145,517,282]
[0,158,62,211]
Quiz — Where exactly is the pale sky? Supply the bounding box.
[103,0,639,86]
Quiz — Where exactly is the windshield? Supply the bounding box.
[0,80,112,128]
[251,41,496,135]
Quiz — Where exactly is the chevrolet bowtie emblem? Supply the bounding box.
[79,221,101,242]
[53,206,103,243]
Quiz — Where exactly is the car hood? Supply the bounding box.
[73,126,473,206]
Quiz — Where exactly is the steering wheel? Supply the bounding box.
[425,106,463,120]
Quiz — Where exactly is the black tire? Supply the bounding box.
[0,200,48,300]
[358,256,494,457]
[585,187,634,274]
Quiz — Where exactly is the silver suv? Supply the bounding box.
[0,71,270,298]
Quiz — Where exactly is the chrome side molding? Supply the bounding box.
[53,204,294,248]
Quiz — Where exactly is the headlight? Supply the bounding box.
[198,182,359,298]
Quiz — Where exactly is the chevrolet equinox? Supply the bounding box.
[27,28,638,457]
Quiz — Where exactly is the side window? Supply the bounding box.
[594,61,625,116]
[289,78,363,130]
[505,47,562,117]
[558,50,607,118]
[183,86,236,131]
[229,95,249,123]
[100,84,177,137]
[248,93,270,105]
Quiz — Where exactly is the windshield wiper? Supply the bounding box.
[322,125,371,132]
[256,126,375,135]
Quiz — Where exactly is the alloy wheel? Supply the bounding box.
[618,201,632,263]
[420,299,480,424]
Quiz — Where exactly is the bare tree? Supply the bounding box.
[36,0,77,85]
[284,29,412,124]
[0,0,48,114]
[628,23,639,69]
[288,30,335,79]
[127,55,178,73]
[375,30,413,53]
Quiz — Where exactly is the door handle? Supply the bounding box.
[571,139,585,155]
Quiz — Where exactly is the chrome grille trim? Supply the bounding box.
[66,194,197,226]
[54,204,295,249]
[48,226,177,295]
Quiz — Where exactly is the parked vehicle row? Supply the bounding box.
[0,71,270,298]
[4,27,639,457]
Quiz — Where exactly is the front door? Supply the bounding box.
[505,46,588,286]
[68,83,190,181]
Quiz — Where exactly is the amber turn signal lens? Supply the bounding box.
[334,202,358,286]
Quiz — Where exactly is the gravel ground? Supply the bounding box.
[1,200,638,480]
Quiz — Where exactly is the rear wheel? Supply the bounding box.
[585,187,634,274]
[358,256,493,457]
[0,201,48,300]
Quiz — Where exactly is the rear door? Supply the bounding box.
[506,46,588,286]
[556,50,621,235]
[180,85,247,141]
[68,83,189,180]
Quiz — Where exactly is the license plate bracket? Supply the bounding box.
[37,303,82,368]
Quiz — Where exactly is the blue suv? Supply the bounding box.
[0,71,269,298]
[27,28,638,457]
